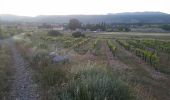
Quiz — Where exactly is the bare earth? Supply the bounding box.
[7,39,40,100]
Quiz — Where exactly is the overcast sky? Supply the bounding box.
[0,0,170,16]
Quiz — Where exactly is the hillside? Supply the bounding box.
[1,12,170,24]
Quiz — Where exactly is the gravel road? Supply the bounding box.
[7,39,40,100]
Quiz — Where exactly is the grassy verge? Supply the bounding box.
[56,67,133,100]
[0,44,13,99]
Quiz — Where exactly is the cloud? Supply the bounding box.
[0,0,169,16]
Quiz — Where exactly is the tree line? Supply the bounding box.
[68,18,131,32]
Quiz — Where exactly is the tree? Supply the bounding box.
[68,19,81,30]
[117,26,130,32]
[160,25,170,31]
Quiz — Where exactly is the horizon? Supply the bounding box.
[0,0,170,17]
[0,11,169,17]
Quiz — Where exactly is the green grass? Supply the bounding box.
[13,31,170,100]
[30,49,69,88]
[0,44,12,98]
[57,68,133,100]
[41,67,68,87]
[28,47,133,100]
[93,39,102,56]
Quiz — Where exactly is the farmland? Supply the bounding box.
[0,31,170,100]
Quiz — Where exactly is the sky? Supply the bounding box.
[0,0,170,16]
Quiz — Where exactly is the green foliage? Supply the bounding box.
[117,39,160,68]
[73,38,89,48]
[73,38,90,54]
[116,39,131,50]
[57,68,133,100]
[30,49,50,67]
[117,26,131,32]
[48,30,62,36]
[93,39,99,49]
[135,48,159,68]
[0,45,12,98]
[68,19,81,30]
[37,42,48,49]
[93,39,101,56]
[82,22,106,31]
[107,40,117,56]
[41,67,68,87]
[72,32,85,38]
[141,39,170,55]
[0,26,23,38]
[160,25,170,31]
[0,31,10,39]
[63,40,73,48]
[30,50,68,87]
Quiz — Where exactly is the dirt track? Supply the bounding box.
[7,39,40,100]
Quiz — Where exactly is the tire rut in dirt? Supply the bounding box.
[8,41,40,100]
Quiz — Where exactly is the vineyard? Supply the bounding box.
[6,32,170,100]
[117,39,170,73]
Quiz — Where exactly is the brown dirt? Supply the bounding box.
[101,40,129,72]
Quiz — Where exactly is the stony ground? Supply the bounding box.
[7,39,40,100]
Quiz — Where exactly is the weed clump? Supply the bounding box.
[57,68,133,100]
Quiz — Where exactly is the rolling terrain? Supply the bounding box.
[1,12,170,24]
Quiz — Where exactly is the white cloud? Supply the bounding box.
[0,0,170,16]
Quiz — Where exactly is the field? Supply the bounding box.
[0,31,170,100]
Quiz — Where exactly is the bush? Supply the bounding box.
[48,30,62,36]
[30,49,49,67]
[37,43,48,49]
[107,40,117,56]
[57,68,133,100]
[30,50,68,88]
[117,26,131,32]
[72,32,85,38]
[41,67,68,87]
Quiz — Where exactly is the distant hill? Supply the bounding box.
[1,12,170,24]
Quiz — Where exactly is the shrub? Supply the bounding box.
[30,50,68,88]
[41,67,68,87]
[107,40,117,56]
[117,26,131,32]
[57,68,133,100]
[48,30,62,36]
[30,49,49,67]
[37,43,48,49]
[72,32,85,38]
[93,39,101,56]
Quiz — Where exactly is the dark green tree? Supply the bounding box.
[160,25,170,31]
[68,19,81,30]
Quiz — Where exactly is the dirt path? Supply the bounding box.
[8,39,40,100]
[101,40,129,72]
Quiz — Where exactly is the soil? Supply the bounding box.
[7,39,40,100]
